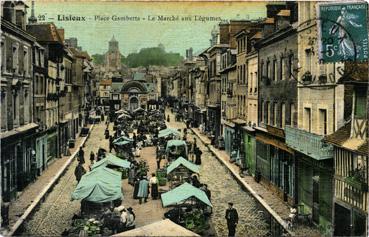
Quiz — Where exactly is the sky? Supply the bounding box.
[34,1,267,56]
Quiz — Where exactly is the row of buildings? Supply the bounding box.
[167,2,368,236]
[1,1,96,202]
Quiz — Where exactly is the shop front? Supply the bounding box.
[223,120,235,156]
[255,128,296,204]
[243,126,256,176]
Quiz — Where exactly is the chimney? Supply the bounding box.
[57,28,65,42]
[219,23,229,44]
[28,1,37,24]
[189,48,193,61]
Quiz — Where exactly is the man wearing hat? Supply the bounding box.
[225,202,238,237]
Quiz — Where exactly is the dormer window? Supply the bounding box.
[354,88,367,119]
[3,2,15,23]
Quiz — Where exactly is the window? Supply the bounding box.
[280,57,286,80]
[24,47,29,76]
[243,65,246,84]
[319,109,327,135]
[12,43,19,73]
[266,61,270,79]
[13,93,17,121]
[1,89,7,131]
[304,107,311,132]
[260,62,264,79]
[35,76,39,94]
[273,102,278,126]
[288,54,294,77]
[273,59,277,81]
[290,103,295,126]
[354,89,367,119]
[249,73,253,93]
[254,72,258,93]
[265,101,270,125]
[281,103,286,128]
[261,100,264,123]
[1,37,5,71]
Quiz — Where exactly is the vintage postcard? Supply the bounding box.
[0,1,368,237]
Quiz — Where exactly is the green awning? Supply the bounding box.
[71,166,122,203]
[161,182,212,207]
[91,153,131,170]
[158,128,180,138]
[167,157,200,174]
[166,140,187,151]
[113,136,133,144]
[114,140,131,146]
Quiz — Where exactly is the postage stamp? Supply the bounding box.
[317,2,368,63]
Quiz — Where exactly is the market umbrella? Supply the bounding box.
[113,135,134,144]
[117,113,132,119]
[161,182,212,207]
[133,107,145,113]
[91,153,131,170]
[114,140,131,147]
[167,157,200,174]
[166,140,187,152]
[71,167,122,203]
[158,128,181,138]
[115,109,130,114]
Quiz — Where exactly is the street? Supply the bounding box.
[22,110,270,236]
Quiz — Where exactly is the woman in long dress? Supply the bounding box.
[149,173,159,200]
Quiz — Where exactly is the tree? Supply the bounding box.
[91,54,104,65]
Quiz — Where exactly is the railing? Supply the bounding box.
[285,126,333,160]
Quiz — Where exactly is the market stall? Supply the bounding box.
[166,157,200,188]
[113,219,200,237]
[166,140,188,161]
[161,182,212,234]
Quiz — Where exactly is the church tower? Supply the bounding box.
[105,35,122,72]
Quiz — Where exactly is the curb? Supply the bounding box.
[7,125,95,236]
[191,128,295,236]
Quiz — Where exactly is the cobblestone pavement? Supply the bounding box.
[165,109,270,237]
[7,125,91,231]
[23,120,168,235]
[23,122,108,236]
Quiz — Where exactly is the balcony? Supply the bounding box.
[285,126,333,160]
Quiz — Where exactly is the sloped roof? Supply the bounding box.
[325,123,368,155]
[27,23,63,43]
[167,157,200,174]
[277,9,290,17]
[91,153,131,170]
[264,17,275,24]
[71,167,122,202]
[161,182,212,207]
[113,219,200,237]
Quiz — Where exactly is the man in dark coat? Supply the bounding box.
[109,135,114,152]
[194,147,202,165]
[225,202,238,237]
[78,147,85,164]
[74,163,86,183]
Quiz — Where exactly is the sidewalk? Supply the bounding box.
[191,127,321,237]
[4,124,93,236]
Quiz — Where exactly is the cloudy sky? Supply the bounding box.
[35,1,267,56]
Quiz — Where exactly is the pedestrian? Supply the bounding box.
[225,202,238,237]
[120,207,128,231]
[156,155,162,170]
[194,147,202,165]
[126,207,136,230]
[105,128,110,139]
[109,135,114,152]
[133,133,137,149]
[74,163,86,183]
[149,173,159,200]
[191,174,201,188]
[137,176,149,204]
[78,147,85,164]
[1,198,10,227]
[90,151,95,164]
[201,184,211,201]
[133,177,140,199]
[128,163,136,185]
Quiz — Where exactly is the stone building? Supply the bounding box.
[98,79,112,108]
[284,2,349,231]
[121,72,149,111]
[105,35,121,72]
[254,4,298,205]
[325,63,368,236]
[1,1,38,200]
[242,30,261,177]
[220,49,237,155]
